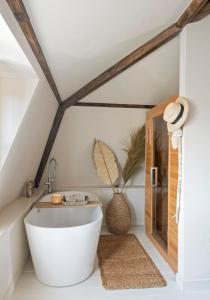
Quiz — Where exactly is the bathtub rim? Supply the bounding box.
[24,206,103,230]
[40,190,100,203]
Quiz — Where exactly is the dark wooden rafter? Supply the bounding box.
[176,0,208,27]
[62,24,181,109]
[34,106,65,187]
[15,0,207,187]
[191,1,210,22]
[60,1,209,110]
[73,102,155,109]
[61,1,209,110]
[6,0,62,104]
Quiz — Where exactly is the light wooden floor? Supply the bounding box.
[8,226,210,300]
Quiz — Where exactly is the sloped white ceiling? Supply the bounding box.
[23,0,191,102]
[83,37,180,105]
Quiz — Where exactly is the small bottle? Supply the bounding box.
[26,180,34,197]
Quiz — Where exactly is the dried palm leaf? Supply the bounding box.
[92,139,119,189]
[122,125,145,185]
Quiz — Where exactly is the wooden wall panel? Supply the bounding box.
[145,96,178,272]
[145,118,153,235]
[168,141,179,272]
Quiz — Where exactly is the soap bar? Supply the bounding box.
[51,194,63,204]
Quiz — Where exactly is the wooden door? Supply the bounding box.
[145,96,178,272]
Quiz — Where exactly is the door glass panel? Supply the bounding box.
[152,114,168,249]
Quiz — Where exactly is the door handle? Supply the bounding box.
[151,167,158,187]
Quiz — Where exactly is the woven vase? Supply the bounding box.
[106,192,131,235]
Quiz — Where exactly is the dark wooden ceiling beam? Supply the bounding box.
[34,0,210,187]
[191,1,210,22]
[61,0,210,110]
[176,0,208,28]
[62,24,181,110]
[34,106,65,187]
[72,102,155,109]
[6,0,62,104]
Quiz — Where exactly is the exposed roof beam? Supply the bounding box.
[191,1,210,22]
[34,0,209,187]
[72,102,155,109]
[34,106,65,187]
[61,0,209,110]
[62,24,181,110]
[176,0,208,28]
[6,0,62,104]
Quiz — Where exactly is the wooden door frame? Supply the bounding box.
[145,96,178,272]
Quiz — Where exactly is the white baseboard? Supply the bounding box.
[176,273,210,291]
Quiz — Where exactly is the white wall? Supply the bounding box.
[0,191,44,300]
[0,2,58,211]
[0,213,29,300]
[0,80,57,211]
[0,73,38,169]
[42,107,147,225]
[178,16,210,288]
[0,3,57,299]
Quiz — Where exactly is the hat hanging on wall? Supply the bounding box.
[171,129,183,150]
[163,97,189,224]
[163,97,189,133]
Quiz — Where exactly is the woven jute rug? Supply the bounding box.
[97,234,166,289]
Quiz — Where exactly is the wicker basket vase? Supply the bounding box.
[106,192,131,235]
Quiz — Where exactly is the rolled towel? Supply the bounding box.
[64,193,89,204]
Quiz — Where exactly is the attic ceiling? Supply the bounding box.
[6,0,209,187]
[83,37,180,105]
[23,0,191,103]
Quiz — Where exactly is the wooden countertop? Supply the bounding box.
[32,200,102,209]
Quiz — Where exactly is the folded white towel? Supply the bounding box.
[64,193,89,203]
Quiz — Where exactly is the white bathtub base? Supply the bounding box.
[24,192,103,287]
[29,224,101,286]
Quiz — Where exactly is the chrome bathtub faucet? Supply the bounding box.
[44,158,57,193]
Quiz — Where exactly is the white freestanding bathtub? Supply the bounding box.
[24,192,103,286]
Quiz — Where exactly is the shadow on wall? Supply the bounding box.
[0,79,58,211]
[0,66,38,170]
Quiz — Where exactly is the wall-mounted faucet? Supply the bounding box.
[45,158,57,193]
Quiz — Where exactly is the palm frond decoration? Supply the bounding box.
[92,139,120,192]
[122,125,145,185]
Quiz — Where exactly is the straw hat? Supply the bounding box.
[163,97,189,132]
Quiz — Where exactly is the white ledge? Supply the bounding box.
[56,185,145,190]
[0,189,45,238]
